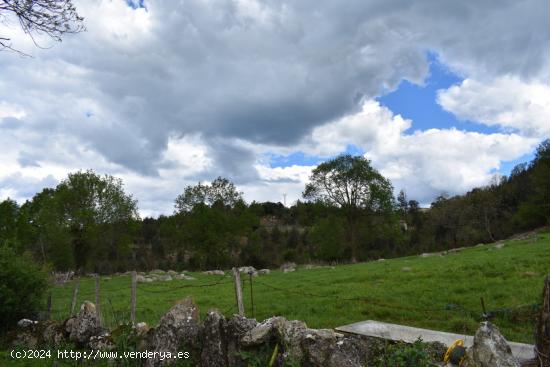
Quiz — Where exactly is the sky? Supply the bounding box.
[1,0,549,217]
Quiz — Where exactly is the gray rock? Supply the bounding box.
[17,319,36,328]
[41,321,65,347]
[88,332,114,350]
[201,310,228,367]
[68,301,103,347]
[240,316,370,366]
[464,321,520,367]
[239,266,257,276]
[135,322,149,336]
[258,269,271,275]
[225,315,258,366]
[136,274,148,283]
[280,262,297,273]
[13,319,40,348]
[316,335,369,367]
[143,297,201,367]
[276,319,309,361]
[161,275,173,282]
[241,316,284,346]
[203,270,225,276]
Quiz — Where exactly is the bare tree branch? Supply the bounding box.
[0,0,85,54]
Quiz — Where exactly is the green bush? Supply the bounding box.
[0,246,48,332]
[375,339,436,367]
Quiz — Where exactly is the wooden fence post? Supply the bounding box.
[131,271,137,325]
[95,275,102,327]
[249,272,255,319]
[522,276,550,367]
[535,276,550,366]
[70,277,80,315]
[233,268,245,316]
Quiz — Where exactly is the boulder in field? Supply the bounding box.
[281,262,297,273]
[203,270,225,276]
[238,266,257,275]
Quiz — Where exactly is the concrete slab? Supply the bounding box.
[336,320,534,360]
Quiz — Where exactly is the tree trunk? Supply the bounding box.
[347,214,357,263]
[537,276,550,365]
[484,208,495,242]
[39,236,47,264]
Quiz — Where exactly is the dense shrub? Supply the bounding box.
[0,246,48,331]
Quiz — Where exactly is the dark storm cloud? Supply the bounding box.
[2,0,549,189]
[202,138,260,184]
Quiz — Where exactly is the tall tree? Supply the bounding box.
[0,198,19,247]
[529,139,550,224]
[55,170,139,271]
[397,189,408,218]
[175,177,243,213]
[18,188,72,267]
[303,155,394,260]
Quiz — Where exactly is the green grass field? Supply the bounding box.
[49,228,550,345]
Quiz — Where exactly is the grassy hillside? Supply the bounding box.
[49,228,550,344]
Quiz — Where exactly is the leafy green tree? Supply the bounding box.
[531,139,550,224]
[303,155,394,260]
[397,189,408,217]
[310,216,346,261]
[18,188,73,268]
[54,170,139,271]
[0,198,19,248]
[175,177,243,213]
[0,245,48,331]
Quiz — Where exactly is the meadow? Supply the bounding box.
[49,228,550,345]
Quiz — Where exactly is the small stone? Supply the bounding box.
[135,322,149,336]
[238,266,257,275]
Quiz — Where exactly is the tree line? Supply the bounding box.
[1,140,549,273]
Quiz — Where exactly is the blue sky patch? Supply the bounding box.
[378,53,500,135]
[126,0,146,10]
[268,145,364,168]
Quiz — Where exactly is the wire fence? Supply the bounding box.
[44,270,543,338]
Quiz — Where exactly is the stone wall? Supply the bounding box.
[11,297,523,367]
